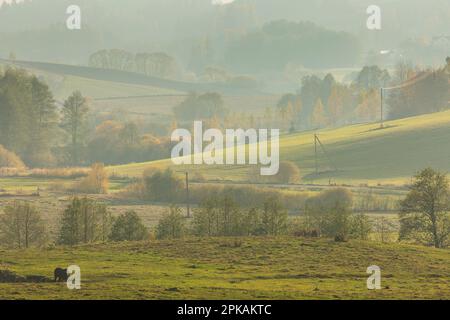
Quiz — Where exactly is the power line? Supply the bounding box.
[314,134,338,174]
[185,171,190,219]
[380,71,433,127]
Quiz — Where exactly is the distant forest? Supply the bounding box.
[1,0,449,68]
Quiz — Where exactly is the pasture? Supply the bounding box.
[0,237,448,300]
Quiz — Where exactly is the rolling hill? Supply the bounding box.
[108,110,450,185]
[0,59,263,95]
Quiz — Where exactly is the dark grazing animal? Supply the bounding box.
[54,268,68,282]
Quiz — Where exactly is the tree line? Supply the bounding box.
[171,58,449,133]
[275,58,450,131]
[0,168,448,248]
[125,165,304,210]
[89,49,180,80]
[0,197,149,248]
[154,168,450,248]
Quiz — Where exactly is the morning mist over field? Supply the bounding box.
[0,0,449,303]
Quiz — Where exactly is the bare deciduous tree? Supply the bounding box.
[0,202,46,248]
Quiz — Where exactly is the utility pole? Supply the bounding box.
[25,205,29,249]
[314,134,338,173]
[185,172,190,218]
[378,71,434,129]
[314,134,318,174]
[84,203,88,244]
[380,87,384,128]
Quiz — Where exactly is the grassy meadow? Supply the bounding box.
[1,237,449,300]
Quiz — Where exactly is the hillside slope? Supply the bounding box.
[109,110,450,185]
[0,59,262,95]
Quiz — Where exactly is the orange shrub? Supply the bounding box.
[76,163,109,194]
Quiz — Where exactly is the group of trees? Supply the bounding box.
[155,187,372,242]
[355,66,391,90]
[193,195,287,237]
[299,167,450,248]
[277,68,385,130]
[156,195,288,240]
[150,167,450,249]
[0,68,58,167]
[302,188,370,241]
[0,197,149,248]
[57,197,112,245]
[275,58,449,130]
[58,198,149,245]
[173,92,228,122]
[64,97,175,166]
[145,175,357,241]
[0,168,448,248]
[225,20,361,72]
[0,68,89,167]
[172,59,448,133]
[387,58,450,119]
[87,120,170,165]
[0,202,46,249]
[0,67,174,168]
[89,49,180,80]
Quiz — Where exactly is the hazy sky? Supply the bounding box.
[0,0,237,7]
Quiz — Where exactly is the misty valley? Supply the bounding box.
[0,0,449,304]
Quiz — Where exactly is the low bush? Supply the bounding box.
[75,163,109,194]
[110,211,148,242]
[142,168,184,202]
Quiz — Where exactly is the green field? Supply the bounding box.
[109,110,450,185]
[1,61,186,110]
[0,237,448,300]
[55,75,181,101]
